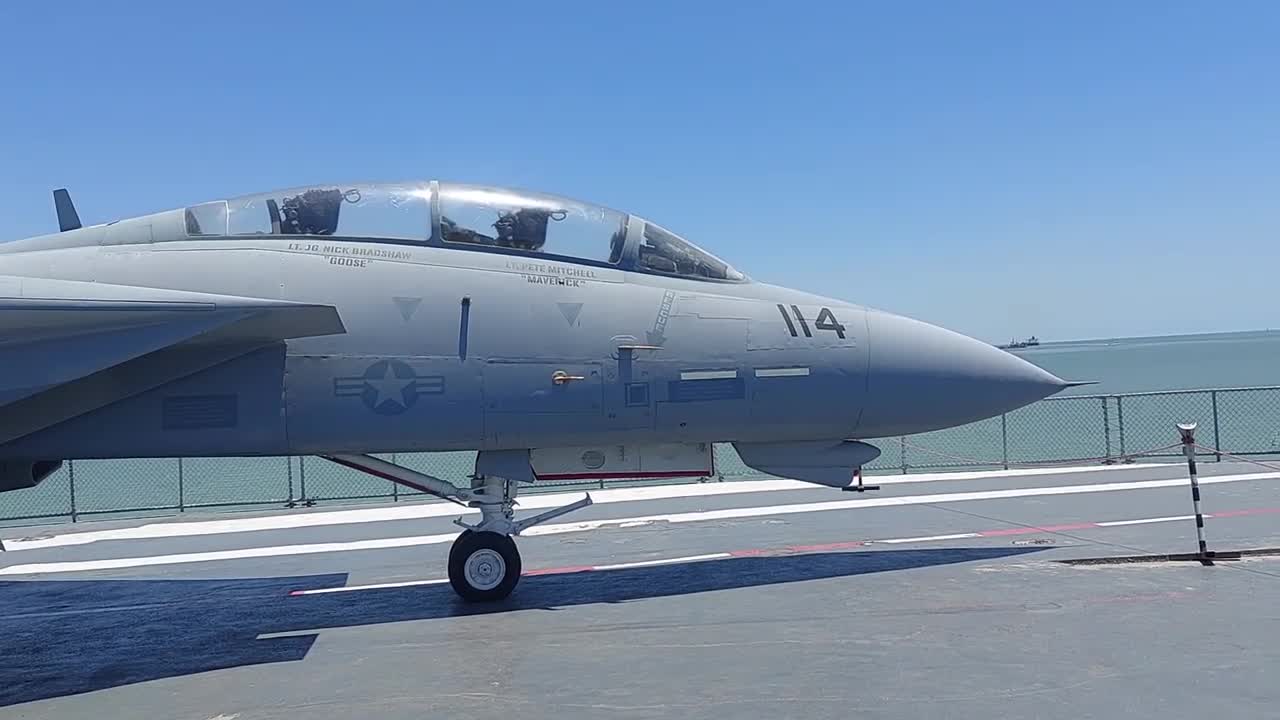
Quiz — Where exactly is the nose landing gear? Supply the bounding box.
[321,452,592,602]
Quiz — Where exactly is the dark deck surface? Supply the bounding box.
[2,462,1278,719]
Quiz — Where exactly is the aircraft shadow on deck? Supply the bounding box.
[0,546,1044,707]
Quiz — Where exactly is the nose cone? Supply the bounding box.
[858,311,1068,437]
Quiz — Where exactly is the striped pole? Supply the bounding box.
[1177,423,1213,565]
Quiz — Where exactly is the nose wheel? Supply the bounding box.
[321,453,592,603]
[448,530,522,602]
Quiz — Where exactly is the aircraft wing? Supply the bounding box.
[0,275,344,444]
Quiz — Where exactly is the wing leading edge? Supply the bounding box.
[0,276,344,445]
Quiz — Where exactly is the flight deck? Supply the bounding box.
[2,462,1278,719]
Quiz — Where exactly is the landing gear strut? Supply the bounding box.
[321,452,592,602]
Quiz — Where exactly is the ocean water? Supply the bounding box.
[5,331,1280,524]
[860,330,1280,476]
[1015,330,1280,396]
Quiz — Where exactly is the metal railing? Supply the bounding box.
[5,385,1280,525]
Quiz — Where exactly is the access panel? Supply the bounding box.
[484,361,603,414]
[530,442,712,481]
[483,361,604,447]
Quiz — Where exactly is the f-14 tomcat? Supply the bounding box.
[0,182,1073,600]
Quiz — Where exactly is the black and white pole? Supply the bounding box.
[1177,423,1214,565]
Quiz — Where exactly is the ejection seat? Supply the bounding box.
[268,188,345,235]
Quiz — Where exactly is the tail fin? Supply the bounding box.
[53,188,81,231]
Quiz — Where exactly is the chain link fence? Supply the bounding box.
[4,386,1279,525]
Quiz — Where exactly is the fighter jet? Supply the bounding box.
[0,181,1071,601]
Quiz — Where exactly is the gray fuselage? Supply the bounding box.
[0,188,1064,461]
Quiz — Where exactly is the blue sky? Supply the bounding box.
[1,1,1277,342]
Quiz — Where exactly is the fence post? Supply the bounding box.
[286,457,295,508]
[1211,390,1222,462]
[1116,395,1126,459]
[68,459,77,523]
[391,452,399,501]
[299,455,312,506]
[1001,414,1009,470]
[899,436,907,474]
[1102,397,1112,462]
[177,458,185,513]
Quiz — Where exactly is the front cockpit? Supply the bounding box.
[182,181,745,282]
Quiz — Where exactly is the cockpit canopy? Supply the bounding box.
[184,181,744,282]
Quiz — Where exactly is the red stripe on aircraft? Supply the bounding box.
[534,470,711,481]
[321,455,436,494]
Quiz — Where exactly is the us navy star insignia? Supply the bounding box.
[334,359,445,415]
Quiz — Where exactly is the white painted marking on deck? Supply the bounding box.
[1096,515,1196,527]
[876,533,982,544]
[0,464,1171,552]
[755,367,810,378]
[592,553,731,571]
[290,578,451,596]
[281,504,1280,597]
[255,630,327,639]
[2,469,1276,576]
[519,471,1280,539]
[0,533,459,575]
[680,370,738,381]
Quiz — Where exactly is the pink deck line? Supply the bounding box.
[289,506,1280,596]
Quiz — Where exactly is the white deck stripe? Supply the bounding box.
[592,553,730,571]
[755,367,810,378]
[876,533,982,544]
[0,533,461,575]
[0,464,1170,552]
[1096,515,1196,527]
[291,578,450,595]
[276,505,1278,597]
[518,471,1280,538]
[1,469,1275,576]
[680,370,738,381]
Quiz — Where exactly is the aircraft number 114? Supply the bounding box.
[776,304,846,339]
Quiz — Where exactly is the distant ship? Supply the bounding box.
[997,335,1040,350]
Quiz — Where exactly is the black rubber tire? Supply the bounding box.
[448,530,521,602]
[448,529,475,568]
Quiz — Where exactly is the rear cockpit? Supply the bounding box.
[180,181,744,282]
